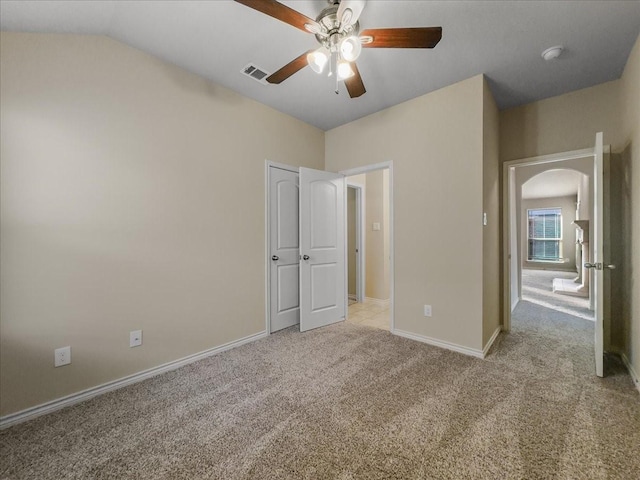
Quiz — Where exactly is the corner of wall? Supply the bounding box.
[619,33,640,382]
[482,77,501,347]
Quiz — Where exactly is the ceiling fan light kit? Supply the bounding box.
[307,47,330,74]
[234,0,443,98]
[340,36,362,62]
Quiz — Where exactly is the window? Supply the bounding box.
[527,208,562,261]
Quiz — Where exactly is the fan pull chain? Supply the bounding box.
[333,51,339,94]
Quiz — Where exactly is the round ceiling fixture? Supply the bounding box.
[541,45,564,61]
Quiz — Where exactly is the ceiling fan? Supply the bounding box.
[235,0,442,97]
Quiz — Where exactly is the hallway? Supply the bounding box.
[497,269,627,381]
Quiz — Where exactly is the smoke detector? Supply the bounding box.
[542,46,563,61]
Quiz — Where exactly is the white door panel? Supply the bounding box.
[277,264,299,312]
[311,263,338,311]
[311,181,338,248]
[269,167,300,332]
[300,168,346,332]
[276,180,299,250]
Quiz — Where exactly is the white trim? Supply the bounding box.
[340,161,394,333]
[620,352,640,394]
[265,160,299,334]
[504,148,594,168]
[393,329,484,359]
[266,160,300,174]
[483,327,502,357]
[0,330,268,430]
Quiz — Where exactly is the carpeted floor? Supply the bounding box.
[1,304,638,479]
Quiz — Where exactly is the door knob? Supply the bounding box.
[584,262,615,270]
[271,255,279,261]
[303,255,310,260]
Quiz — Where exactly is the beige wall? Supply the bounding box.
[521,196,578,271]
[326,75,485,351]
[619,34,640,383]
[364,170,389,300]
[500,80,623,162]
[0,33,325,416]
[382,169,390,300]
[482,78,501,346]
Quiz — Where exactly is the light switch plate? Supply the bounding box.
[130,330,143,348]
[373,222,381,231]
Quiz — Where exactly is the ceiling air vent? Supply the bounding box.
[242,64,270,85]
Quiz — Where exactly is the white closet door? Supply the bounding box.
[269,167,300,332]
[299,167,346,332]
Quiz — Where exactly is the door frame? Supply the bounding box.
[265,160,300,334]
[346,181,365,303]
[340,161,394,332]
[502,146,608,332]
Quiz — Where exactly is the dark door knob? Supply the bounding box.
[303,255,310,260]
[271,255,279,261]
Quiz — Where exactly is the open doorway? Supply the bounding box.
[503,134,612,377]
[346,181,364,305]
[520,168,594,322]
[342,163,393,331]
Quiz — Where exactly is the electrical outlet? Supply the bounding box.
[54,346,71,367]
[424,305,432,317]
[130,330,143,348]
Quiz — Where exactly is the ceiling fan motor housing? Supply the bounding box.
[315,4,360,52]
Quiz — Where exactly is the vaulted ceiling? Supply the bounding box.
[1,1,639,130]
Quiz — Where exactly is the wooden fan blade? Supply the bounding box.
[266,51,313,84]
[344,63,366,98]
[361,27,442,48]
[234,0,317,33]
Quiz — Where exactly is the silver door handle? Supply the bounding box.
[271,255,279,261]
[584,262,616,270]
[302,255,310,260]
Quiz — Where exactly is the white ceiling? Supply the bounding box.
[522,169,584,200]
[1,1,639,130]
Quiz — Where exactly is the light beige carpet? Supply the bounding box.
[1,305,639,479]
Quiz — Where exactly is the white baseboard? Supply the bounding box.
[0,330,268,430]
[483,327,502,357]
[364,297,390,308]
[620,352,640,395]
[393,329,484,359]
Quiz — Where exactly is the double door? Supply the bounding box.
[269,166,345,333]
